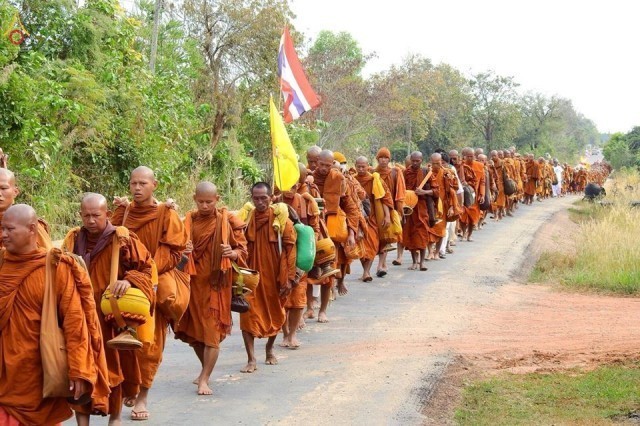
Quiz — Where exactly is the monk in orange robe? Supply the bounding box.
[279,165,320,347]
[489,150,507,220]
[111,166,188,421]
[354,156,393,282]
[62,193,154,425]
[240,182,296,373]
[402,151,432,270]
[523,154,539,204]
[374,147,405,275]
[312,150,359,322]
[426,153,459,259]
[459,147,486,242]
[176,182,247,395]
[0,205,94,426]
[340,157,367,294]
[0,168,52,249]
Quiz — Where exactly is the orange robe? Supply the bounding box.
[490,159,507,208]
[524,161,540,196]
[0,249,94,426]
[282,191,319,309]
[402,166,431,250]
[176,209,247,347]
[427,167,456,242]
[355,172,393,259]
[375,165,406,243]
[313,169,360,274]
[63,224,154,415]
[111,201,187,390]
[459,160,486,225]
[240,209,296,338]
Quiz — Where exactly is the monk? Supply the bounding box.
[523,154,540,204]
[304,146,322,311]
[111,166,188,421]
[402,152,431,270]
[426,153,458,259]
[393,155,413,266]
[62,193,154,425]
[175,182,247,394]
[459,148,486,242]
[476,154,491,228]
[279,165,320,345]
[489,150,507,220]
[0,168,52,249]
[313,150,359,322]
[374,147,405,276]
[0,205,94,425]
[354,156,393,282]
[240,182,296,372]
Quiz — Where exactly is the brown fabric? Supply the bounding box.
[0,249,93,425]
[459,160,486,225]
[489,159,507,208]
[240,209,296,338]
[524,161,540,196]
[175,209,247,347]
[355,173,393,259]
[111,200,187,390]
[402,167,430,250]
[427,168,448,241]
[63,224,154,409]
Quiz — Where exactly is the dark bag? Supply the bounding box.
[463,184,475,207]
[552,175,558,186]
[231,294,250,313]
[480,170,492,211]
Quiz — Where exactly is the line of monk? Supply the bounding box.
[0,145,609,425]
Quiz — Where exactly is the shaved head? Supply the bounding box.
[355,156,368,165]
[355,156,369,175]
[430,153,442,162]
[2,204,38,254]
[316,150,335,177]
[409,151,423,170]
[81,192,108,210]
[129,166,158,205]
[0,168,19,211]
[80,193,110,235]
[319,149,334,162]
[195,181,218,197]
[298,162,308,185]
[306,146,321,171]
[306,145,321,156]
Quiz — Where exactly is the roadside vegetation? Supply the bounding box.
[531,168,640,295]
[455,362,640,425]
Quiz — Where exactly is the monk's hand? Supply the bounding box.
[382,215,391,228]
[184,240,193,255]
[69,379,88,401]
[415,188,428,196]
[165,198,177,210]
[347,230,356,247]
[112,280,131,298]
[221,244,237,260]
[478,196,485,205]
[113,196,130,208]
[280,280,293,297]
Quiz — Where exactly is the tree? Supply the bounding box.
[603,133,631,169]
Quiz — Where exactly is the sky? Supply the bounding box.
[291,0,638,134]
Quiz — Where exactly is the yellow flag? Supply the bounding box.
[270,96,300,192]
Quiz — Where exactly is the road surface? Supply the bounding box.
[68,195,578,425]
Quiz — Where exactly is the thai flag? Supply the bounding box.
[277,27,321,123]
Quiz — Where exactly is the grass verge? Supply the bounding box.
[455,363,640,425]
[531,169,640,295]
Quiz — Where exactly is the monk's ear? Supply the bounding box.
[106,210,113,219]
[13,185,19,197]
[152,180,158,191]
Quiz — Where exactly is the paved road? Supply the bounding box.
[70,195,578,426]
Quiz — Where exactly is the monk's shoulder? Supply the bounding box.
[62,227,81,252]
[37,217,50,235]
[225,209,246,230]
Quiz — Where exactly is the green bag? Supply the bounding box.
[294,222,316,272]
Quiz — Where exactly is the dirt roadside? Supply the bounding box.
[423,205,640,424]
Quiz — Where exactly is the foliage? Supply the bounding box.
[456,363,640,425]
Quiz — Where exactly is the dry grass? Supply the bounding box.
[532,169,640,295]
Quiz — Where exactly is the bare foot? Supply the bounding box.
[408,264,418,270]
[304,309,315,319]
[279,339,291,348]
[123,397,136,408]
[337,281,348,296]
[197,381,213,395]
[330,287,337,301]
[318,311,329,323]
[298,317,306,330]
[265,354,278,365]
[240,362,257,373]
[288,337,301,349]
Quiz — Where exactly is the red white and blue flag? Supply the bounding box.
[277,27,320,123]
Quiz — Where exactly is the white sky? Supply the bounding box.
[292,0,638,134]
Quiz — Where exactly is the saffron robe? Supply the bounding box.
[240,209,296,338]
[111,200,187,390]
[176,209,247,348]
[63,224,154,414]
[459,160,486,225]
[402,166,431,250]
[0,249,95,426]
[354,172,393,260]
